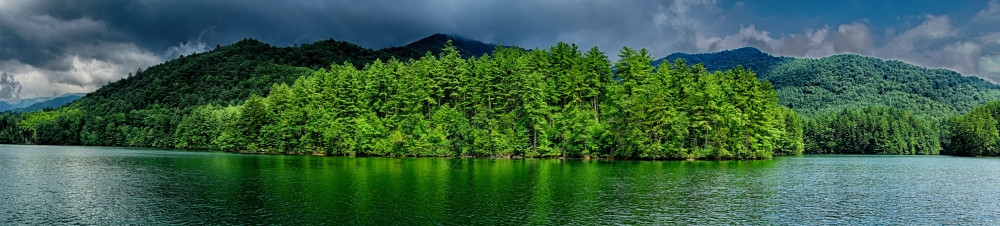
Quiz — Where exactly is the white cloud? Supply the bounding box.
[870,16,984,76]
[694,22,875,59]
[981,55,1000,82]
[163,28,214,59]
[645,0,721,53]
[688,12,998,82]
[878,15,956,56]
[164,40,209,59]
[938,41,982,75]
[831,23,874,55]
[697,25,782,54]
[975,0,1000,21]
[0,1,166,99]
[0,72,21,100]
[980,32,1000,46]
[1,42,162,99]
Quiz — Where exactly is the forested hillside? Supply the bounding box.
[0,36,800,159]
[170,43,799,159]
[803,106,942,155]
[656,47,1000,117]
[655,47,791,77]
[658,47,1000,156]
[947,101,1000,156]
[0,34,509,147]
[4,33,997,158]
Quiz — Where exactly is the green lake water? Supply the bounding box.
[1,145,998,224]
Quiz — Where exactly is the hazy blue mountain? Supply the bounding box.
[0,96,66,112]
[10,93,86,113]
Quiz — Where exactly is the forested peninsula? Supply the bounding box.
[1,34,999,159]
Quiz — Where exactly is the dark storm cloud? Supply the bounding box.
[0,0,998,99]
[71,0,714,51]
[0,0,725,99]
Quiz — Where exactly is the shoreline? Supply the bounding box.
[0,143,848,161]
[1,143,974,160]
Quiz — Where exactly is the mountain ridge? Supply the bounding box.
[8,93,85,113]
[7,34,998,150]
[0,33,518,146]
[381,33,509,59]
[655,47,1000,117]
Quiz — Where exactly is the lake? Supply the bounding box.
[0,145,998,224]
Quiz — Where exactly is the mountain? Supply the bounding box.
[70,34,510,117]
[654,47,792,74]
[44,37,411,146]
[9,93,85,113]
[0,96,59,112]
[71,38,397,115]
[654,47,1000,117]
[6,34,992,156]
[2,34,512,146]
[381,33,506,59]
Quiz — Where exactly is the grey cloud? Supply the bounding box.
[830,23,875,55]
[871,15,992,77]
[162,29,213,59]
[0,0,999,100]
[0,72,22,100]
[0,15,108,45]
[1,0,726,100]
[697,25,779,54]
[878,15,957,56]
[981,55,1000,82]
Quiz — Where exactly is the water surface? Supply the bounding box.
[1,145,998,224]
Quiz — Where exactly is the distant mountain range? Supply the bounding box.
[18,34,1000,119]
[8,32,1000,151]
[10,93,86,113]
[0,93,85,113]
[29,34,1000,119]
[68,33,512,118]
[655,47,1000,117]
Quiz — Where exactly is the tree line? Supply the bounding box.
[6,37,999,158]
[1,41,801,159]
[947,100,1000,156]
[803,106,942,155]
[657,47,1000,157]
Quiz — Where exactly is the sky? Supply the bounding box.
[0,0,998,100]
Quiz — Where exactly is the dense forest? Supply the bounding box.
[947,100,1000,156]
[177,43,801,159]
[3,33,1000,158]
[660,47,1000,156]
[0,36,467,147]
[803,106,942,155]
[2,40,801,159]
